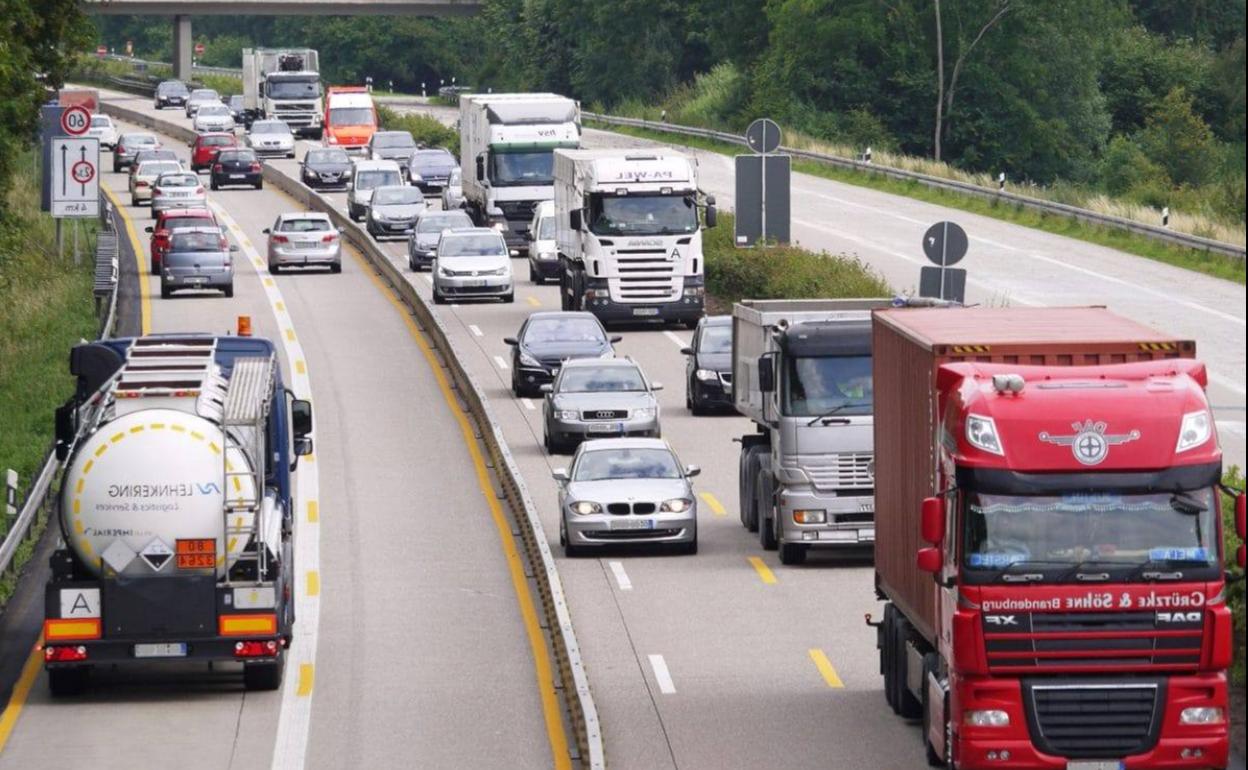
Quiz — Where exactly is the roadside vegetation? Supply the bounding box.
[1222,467,1246,687]
[377,105,459,155]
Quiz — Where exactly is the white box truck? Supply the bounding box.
[459,93,581,256]
[242,48,323,138]
[554,149,717,328]
[734,299,890,565]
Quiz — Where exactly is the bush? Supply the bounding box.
[377,105,458,155]
[1222,467,1245,687]
[703,213,892,305]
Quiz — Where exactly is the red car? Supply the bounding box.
[190,132,239,172]
[144,208,224,273]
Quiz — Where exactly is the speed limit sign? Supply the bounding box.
[60,105,91,136]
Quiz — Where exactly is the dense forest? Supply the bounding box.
[94,1,1246,227]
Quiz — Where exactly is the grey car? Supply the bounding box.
[365,185,426,240]
[554,438,699,557]
[407,209,473,270]
[368,130,418,162]
[160,228,237,298]
[185,88,220,119]
[300,147,352,190]
[246,119,296,159]
[264,212,343,273]
[542,357,662,454]
[113,132,160,172]
[408,147,456,192]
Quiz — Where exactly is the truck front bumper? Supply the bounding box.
[581,281,706,325]
[777,487,875,547]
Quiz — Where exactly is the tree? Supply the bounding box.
[1139,86,1217,187]
[932,0,1012,161]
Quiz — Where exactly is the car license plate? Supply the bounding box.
[610,519,655,531]
[588,422,621,433]
[1067,763,1124,770]
[632,307,660,317]
[464,279,486,287]
[230,173,245,180]
[134,642,187,658]
[188,277,206,284]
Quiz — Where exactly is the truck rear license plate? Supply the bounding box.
[1067,763,1124,770]
[610,519,655,531]
[134,643,187,658]
[632,307,659,317]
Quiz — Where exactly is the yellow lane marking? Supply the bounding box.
[285,329,296,342]
[264,278,275,287]
[296,663,315,697]
[349,247,572,769]
[306,571,320,597]
[0,637,44,752]
[699,492,727,516]
[275,300,286,312]
[526,295,541,307]
[295,359,307,375]
[307,500,319,523]
[748,556,778,585]
[809,648,845,688]
[101,185,151,334]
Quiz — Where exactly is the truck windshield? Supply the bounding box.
[782,355,873,417]
[589,194,698,236]
[490,151,553,186]
[962,488,1220,581]
[329,108,374,127]
[267,80,319,99]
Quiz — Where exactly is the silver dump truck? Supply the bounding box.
[734,299,890,565]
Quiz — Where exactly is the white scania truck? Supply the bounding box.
[554,149,716,328]
[44,334,312,694]
[459,93,581,256]
[242,47,323,138]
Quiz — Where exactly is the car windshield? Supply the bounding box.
[699,325,731,353]
[489,150,553,186]
[523,318,605,345]
[141,162,182,177]
[783,355,873,417]
[374,133,415,149]
[202,136,234,147]
[253,122,290,135]
[574,449,682,481]
[267,79,319,99]
[558,366,646,393]
[329,107,373,126]
[536,216,555,239]
[90,116,111,127]
[354,170,401,190]
[417,213,472,233]
[439,234,506,257]
[373,187,423,205]
[307,150,348,164]
[165,217,215,231]
[158,174,199,187]
[199,105,229,116]
[169,232,223,252]
[228,96,244,108]
[219,151,255,163]
[126,135,158,147]
[278,218,331,232]
[159,82,188,95]
[963,488,1220,578]
[412,150,454,169]
[589,194,698,236]
[191,90,218,101]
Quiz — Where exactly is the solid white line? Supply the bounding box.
[662,330,688,348]
[520,398,536,411]
[648,654,676,694]
[468,324,483,337]
[493,355,510,371]
[608,560,632,591]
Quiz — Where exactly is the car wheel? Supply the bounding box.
[501,291,514,304]
[223,284,235,298]
[242,655,285,691]
[779,542,806,565]
[210,179,219,191]
[255,180,264,190]
[564,541,587,558]
[47,666,89,697]
[432,290,446,305]
[268,262,280,275]
[160,284,172,299]
[330,261,342,274]
[679,532,699,556]
[150,257,158,274]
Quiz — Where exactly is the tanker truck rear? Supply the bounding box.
[870,306,1240,770]
[43,334,313,694]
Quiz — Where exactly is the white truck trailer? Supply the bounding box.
[242,47,323,138]
[734,299,890,564]
[459,93,581,256]
[554,149,717,328]
[44,334,312,694]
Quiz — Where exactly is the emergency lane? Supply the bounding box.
[0,110,561,770]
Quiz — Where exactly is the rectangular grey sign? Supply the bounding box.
[734,154,791,247]
[919,266,967,304]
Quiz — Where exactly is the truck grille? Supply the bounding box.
[498,200,537,221]
[1024,680,1162,758]
[983,611,1203,672]
[602,248,677,301]
[803,453,874,491]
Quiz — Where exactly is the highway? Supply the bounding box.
[0,111,561,769]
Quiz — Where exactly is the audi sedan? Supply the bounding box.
[185,88,220,119]
[192,103,236,134]
[154,80,190,110]
[150,171,207,217]
[554,438,699,557]
[541,358,661,454]
[246,119,296,159]
[505,312,619,397]
[263,212,343,274]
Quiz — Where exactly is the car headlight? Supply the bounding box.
[965,710,1010,727]
[695,368,717,382]
[439,267,454,278]
[1179,706,1224,725]
[555,410,579,421]
[570,500,601,516]
[327,135,338,144]
[1176,410,1212,453]
[411,172,423,181]
[486,267,509,276]
[632,407,657,420]
[966,414,1004,456]
[660,498,693,513]
[793,509,826,524]
[539,250,557,261]
[518,351,541,368]
[371,209,385,220]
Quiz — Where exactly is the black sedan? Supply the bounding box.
[300,148,352,190]
[210,148,263,191]
[227,95,248,125]
[154,80,189,110]
[504,311,620,398]
[681,315,734,414]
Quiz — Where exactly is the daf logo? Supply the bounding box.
[1156,611,1202,624]
[1038,419,1141,466]
[984,615,1019,626]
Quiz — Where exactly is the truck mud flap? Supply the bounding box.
[103,575,216,638]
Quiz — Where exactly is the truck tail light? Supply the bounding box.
[233,640,279,659]
[44,645,88,662]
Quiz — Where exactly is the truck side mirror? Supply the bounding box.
[569,209,582,231]
[917,547,942,574]
[705,204,717,229]
[291,398,313,438]
[921,496,945,545]
[475,155,485,182]
[758,355,775,393]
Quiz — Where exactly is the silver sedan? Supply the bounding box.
[264,212,343,274]
[542,358,661,454]
[554,438,699,557]
[150,172,207,217]
[246,119,297,159]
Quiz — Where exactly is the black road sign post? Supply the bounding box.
[735,118,791,248]
[919,220,968,303]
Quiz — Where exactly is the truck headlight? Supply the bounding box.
[793,509,826,524]
[695,368,717,382]
[683,286,704,297]
[966,414,1004,456]
[965,710,1010,727]
[1175,410,1212,453]
[1179,707,1224,725]
[570,500,601,515]
[660,498,692,513]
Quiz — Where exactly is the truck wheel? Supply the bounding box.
[893,612,922,719]
[739,446,762,532]
[757,463,777,551]
[922,653,943,766]
[779,542,806,565]
[48,666,89,696]
[243,656,285,691]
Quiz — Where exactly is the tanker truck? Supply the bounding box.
[43,333,312,694]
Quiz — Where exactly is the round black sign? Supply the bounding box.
[922,221,968,266]
[746,118,782,154]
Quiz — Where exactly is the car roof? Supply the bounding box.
[155,171,197,180]
[526,310,600,323]
[535,200,555,216]
[279,211,331,221]
[559,357,637,370]
[160,208,214,219]
[122,132,157,140]
[253,119,289,126]
[440,227,501,237]
[579,437,671,452]
[197,131,235,140]
[352,159,402,170]
[700,315,731,327]
[170,227,225,237]
[373,131,413,139]
[420,209,470,219]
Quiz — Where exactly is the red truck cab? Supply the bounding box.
[322,86,377,153]
[191,132,239,172]
[871,306,1241,770]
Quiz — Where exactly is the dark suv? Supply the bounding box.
[154,80,190,110]
[210,148,263,190]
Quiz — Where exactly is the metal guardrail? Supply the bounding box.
[0,194,121,602]
[100,100,607,769]
[99,53,243,78]
[583,112,1247,261]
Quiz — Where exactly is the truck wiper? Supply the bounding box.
[806,402,871,427]
[1121,558,1209,582]
[985,560,1071,583]
[1055,559,1135,583]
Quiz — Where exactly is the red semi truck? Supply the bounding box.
[871,306,1243,770]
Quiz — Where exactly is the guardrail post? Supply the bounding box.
[997,172,1006,192]
[4,470,15,517]
[1162,207,1170,228]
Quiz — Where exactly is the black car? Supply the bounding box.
[681,315,734,414]
[154,80,190,110]
[408,148,457,192]
[504,311,620,397]
[227,95,248,125]
[210,148,263,190]
[300,148,352,190]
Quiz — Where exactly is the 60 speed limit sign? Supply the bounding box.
[60,105,92,137]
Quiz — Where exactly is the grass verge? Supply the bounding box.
[590,121,1246,285]
[377,105,458,155]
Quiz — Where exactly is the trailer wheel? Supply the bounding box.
[48,666,89,696]
[243,655,285,691]
[893,612,922,719]
[922,652,943,766]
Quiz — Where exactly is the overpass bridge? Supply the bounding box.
[83,0,481,79]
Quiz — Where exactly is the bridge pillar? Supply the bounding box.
[172,15,192,81]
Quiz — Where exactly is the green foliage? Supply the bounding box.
[377,105,458,155]
[197,73,243,96]
[1220,467,1245,686]
[1139,87,1218,187]
[198,35,250,69]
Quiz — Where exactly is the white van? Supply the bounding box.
[526,200,558,284]
[348,159,404,221]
